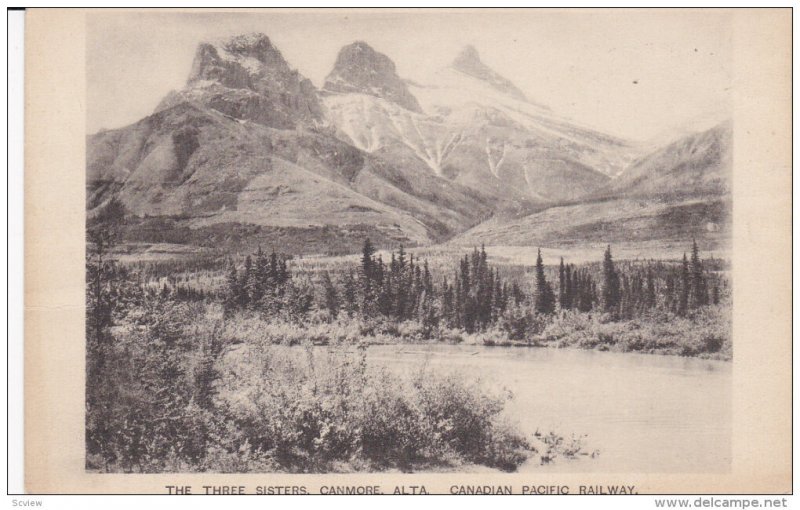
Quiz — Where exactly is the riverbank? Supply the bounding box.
[219,303,731,361]
[472,306,731,361]
[91,298,593,473]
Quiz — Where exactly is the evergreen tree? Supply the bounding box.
[241,255,253,307]
[321,271,339,319]
[689,240,708,308]
[493,269,505,320]
[194,324,223,411]
[395,245,408,320]
[342,269,358,317]
[679,253,690,316]
[251,246,267,303]
[558,257,567,310]
[442,277,454,328]
[602,245,621,314]
[278,258,290,285]
[664,272,676,312]
[534,249,556,315]
[576,269,594,312]
[423,260,433,296]
[454,273,463,329]
[359,239,377,317]
[564,264,575,310]
[645,266,656,309]
[510,282,524,306]
[86,197,126,370]
[459,255,476,331]
[268,250,279,289]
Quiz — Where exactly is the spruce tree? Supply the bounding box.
[423,260,433,296]
[558,257,566,310]
[689,240,708,308]
[343,269,358,317]
[360,238,375,283]
[241,255,253,307]
[359,239,377,317]
[534,249,556,315]
[493,270,505,320]
[454,273,463,328]
[679,253,690,316]
[564,264,575,310]
[645,266,656,309]
[442,277,454,328]
[602,245,621,314]
[268,250,279,289]
[251,246,267,303]
[395,246,408,320]
[321,271,339,319]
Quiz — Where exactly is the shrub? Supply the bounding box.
[214,343,535,472]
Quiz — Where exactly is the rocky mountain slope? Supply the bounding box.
[451,122,732,252]
[323,41,422,113]
[595,121,732,200]
[156,33,324,130]
[87,32,730,255]
[323,42,639,204]
[88,34,501,250]
[450,45,528,101]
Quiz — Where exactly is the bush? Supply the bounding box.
[216,342,535,472]
[88,296,543,473]
[539,305,731,359]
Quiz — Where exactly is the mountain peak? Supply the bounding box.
[453,44,482,68]
[450,45,527,102]
[323,41,422,113]
[220,32,272,50]
[189,32,292,83]
[159,32,323,129]
[208,32,285,66]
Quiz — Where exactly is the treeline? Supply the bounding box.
[86,200,535,473]
[222,240,528,336]
[564,242,724,320]
[220,238,726,341]
[222,247,292,314]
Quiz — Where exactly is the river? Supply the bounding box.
[366,344,731,473]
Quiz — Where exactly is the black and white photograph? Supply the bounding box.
[16,7,793,497]
[84,9,734,475]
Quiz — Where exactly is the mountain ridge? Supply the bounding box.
[450,120,732,251]
[323,41,423,113]
[450,45,528,102]
[87,32,730,254]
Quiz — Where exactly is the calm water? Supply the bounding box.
[366,344,731,473]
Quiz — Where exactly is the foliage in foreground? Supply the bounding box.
[87,199,571,473]
[87,300,548,473]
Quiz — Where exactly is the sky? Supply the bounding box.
[86,9,733,141]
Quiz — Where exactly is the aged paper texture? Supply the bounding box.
[24,8,791,494]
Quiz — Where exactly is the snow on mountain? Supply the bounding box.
[450,45,529,102]
[87,33,729,253]
[322,44,638,203]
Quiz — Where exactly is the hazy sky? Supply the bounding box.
[87,9,733,140]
